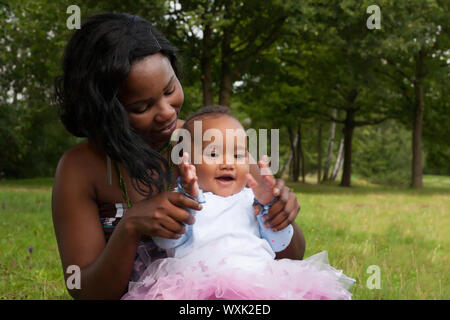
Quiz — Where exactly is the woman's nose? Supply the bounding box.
[154,100,176,123]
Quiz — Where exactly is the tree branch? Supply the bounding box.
[233,16,287,73]
[384,58,413,83]
[310,109,346,124]
[374,67,414,105]
[354,115,390,127]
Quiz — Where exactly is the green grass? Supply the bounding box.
[0,178,70,299]
[0,175,448,299]
[290,175,450,299]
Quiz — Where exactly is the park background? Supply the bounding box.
[0,0,449,299]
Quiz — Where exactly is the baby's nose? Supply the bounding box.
[219,161,234,170]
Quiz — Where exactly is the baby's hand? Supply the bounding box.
[178,152,199,198]
[246,155,276,206]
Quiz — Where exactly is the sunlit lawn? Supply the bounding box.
[291,175,449,299]
[0,175,448,299]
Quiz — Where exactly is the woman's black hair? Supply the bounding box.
[54,13,178,197]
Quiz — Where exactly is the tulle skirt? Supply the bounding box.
[121,251,355,300]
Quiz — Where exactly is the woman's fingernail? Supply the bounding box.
[273,188,280,195]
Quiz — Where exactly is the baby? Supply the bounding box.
[122,106,355,300]
[151,106,294,253]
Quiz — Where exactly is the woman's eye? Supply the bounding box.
[133,105,150,114]
[164,86,176,96]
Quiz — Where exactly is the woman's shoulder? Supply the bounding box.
[55,140,105,186]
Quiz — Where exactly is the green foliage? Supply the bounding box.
[353,121,412,185]
[0,0,448,181]
[0,0,168,178]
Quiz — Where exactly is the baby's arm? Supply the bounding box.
[246,156,294,253]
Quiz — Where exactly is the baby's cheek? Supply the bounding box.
[236,174,249,190]
[195,169,212,192]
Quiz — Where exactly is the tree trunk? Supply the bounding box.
[218,69,233,107]
[298,125,305,183]
[280,150,293,178]
[340,110,355,187]
[317,123,322,184]
[411,50,426,189]
[323,108,337,181]
[280,131,298,177]
[288,126,299,182]
[218,3,233,108]
[331,137,344,181]
[201,23,214,106]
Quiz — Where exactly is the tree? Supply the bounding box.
[301,0,392,187]
[371,0,450,188]
[163,0,298,107]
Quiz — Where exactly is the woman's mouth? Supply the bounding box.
[155,119,177,136]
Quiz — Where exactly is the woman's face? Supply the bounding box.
[118,53,184,149]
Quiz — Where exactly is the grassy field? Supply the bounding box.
[0,175,448,299]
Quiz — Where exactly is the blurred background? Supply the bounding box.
[0,0,448,299]
[0,0,448,186]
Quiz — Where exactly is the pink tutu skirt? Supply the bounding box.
[121,251,355,300]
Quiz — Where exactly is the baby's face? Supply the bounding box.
[189,115,249,197]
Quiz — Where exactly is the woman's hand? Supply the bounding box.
[248,155,301,231]
[123,190,202,240]
[260,179,300,231]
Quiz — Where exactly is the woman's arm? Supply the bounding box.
[52,149,201,299]
[275,223,305,260]
[52,151,141,299]
[249,156,305,260]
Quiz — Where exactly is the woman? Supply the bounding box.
[52,13,304,300]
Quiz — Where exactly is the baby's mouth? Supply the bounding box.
[215,174,235,182]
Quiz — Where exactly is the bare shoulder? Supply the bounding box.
[52,140,110,273]
[57,140,103,169]
[53,140,104,199]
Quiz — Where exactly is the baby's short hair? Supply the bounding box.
[182,105,236,131]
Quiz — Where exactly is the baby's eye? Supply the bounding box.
[209,152,219,158]
[235,154,245,159]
